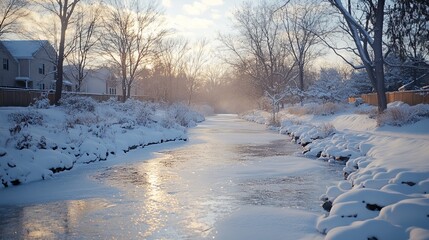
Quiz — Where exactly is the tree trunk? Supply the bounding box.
[55,21,67,105]
[374,0,387,112]
[271,98,276,125]
[127,83,131,99]
[121,79,126,102]
[299,63,305,105]
[121,60,127,102]
[299,63,304,91]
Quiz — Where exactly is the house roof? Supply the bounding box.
[1,40,49,60]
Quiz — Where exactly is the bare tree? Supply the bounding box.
[156,37,189,102]
[327,0,387,112]
[66,4,101,92]
[183,39,208,105]
[0,0,29,38]
[100,0,167,101]
[220,0,296,123]
[280,0,330,95]
[36,0,81,104]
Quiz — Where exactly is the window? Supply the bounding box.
[3,58,9,70]
[39,83,45,90]
[108,87,116,95]
[39,64,45,74]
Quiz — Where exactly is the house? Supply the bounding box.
[77,67,119,95]
[0,40,72,91]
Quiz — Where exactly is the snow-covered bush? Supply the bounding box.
[31,95,50,109]
[287,103,343,116]
[286,106,308,116]
[306,68,352,103]
[135,103,156,126]
[240,110,271,124]
[377,106,414,126]
[8,110,44,127]
[377,102,429,126]
[66,112,99,128]
[168,103,204,127]
[15,133,33,150]
[60,95,97,113]
[317,102,342,116]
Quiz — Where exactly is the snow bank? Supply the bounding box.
[0,96,204,188]
[241,102,429,239]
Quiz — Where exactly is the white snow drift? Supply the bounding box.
[242,102,429,240]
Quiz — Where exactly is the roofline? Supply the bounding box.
[0,40,55,61]
[0,42,19,63]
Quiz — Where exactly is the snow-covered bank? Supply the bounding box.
[0,96,205,188]
[241,102,429,240]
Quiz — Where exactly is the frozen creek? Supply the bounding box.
[0,115,343,239]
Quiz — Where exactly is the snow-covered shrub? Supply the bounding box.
[66,112,99,128]
[317,102,341,116]
[37,136,47,149]
[135,103,156,126]
[119,118,136,129]
[89,123,109,138]
[287,103,343,116]
[168,103,204,127]
[8,110,44,127]
[286,106,308,116]
[31,95,50,109]
[60,95,96,113]
[377,106,413,126]
[15,133,33,150]
[306,68,357,103]
[413,103,429,118]
[240,110,270,124]
[376,102,429,126]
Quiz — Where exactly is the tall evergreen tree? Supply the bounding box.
[386,0,429,87]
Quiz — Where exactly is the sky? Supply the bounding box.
[159,0,345,68]
[161,0,243,41]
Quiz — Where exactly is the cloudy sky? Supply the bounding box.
[161,0,243,40]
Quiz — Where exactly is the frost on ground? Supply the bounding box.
[241,102,429,240]
[0,96,205,188]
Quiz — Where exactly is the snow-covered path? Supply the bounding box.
[0,115,342,239]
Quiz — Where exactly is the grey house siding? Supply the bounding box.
[0,40,57,89]
[0,44,18,88]
[32,45,56,90]
[18,59,30,78]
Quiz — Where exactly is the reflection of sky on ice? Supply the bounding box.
[0,115,342,239]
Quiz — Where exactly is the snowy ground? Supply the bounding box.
[241,102,429,240]
[0,96,205,188]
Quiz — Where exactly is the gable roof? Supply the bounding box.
[1,40,50,60]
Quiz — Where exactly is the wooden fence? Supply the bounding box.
[357,90,429,106]
[0,88,152,107]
